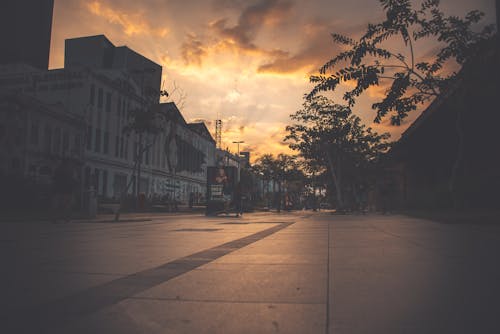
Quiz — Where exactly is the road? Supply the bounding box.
[1,212,499,333]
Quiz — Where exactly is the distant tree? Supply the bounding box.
[286,96,390,211]
[253,153,304,212]
[308,0,494,125]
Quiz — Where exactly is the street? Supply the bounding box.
[1,212,500,333]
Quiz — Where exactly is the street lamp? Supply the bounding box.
[232,140,244,157]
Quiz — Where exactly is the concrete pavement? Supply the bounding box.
[1,212,499,333]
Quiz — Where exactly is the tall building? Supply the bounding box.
[64,35,162,97]
[0,0,54,69]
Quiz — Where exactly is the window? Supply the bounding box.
[74,135,81,155]
[84,166,91,189]
[102,170,108,197]
[44,125,52,153]
[113,174,127,198]
[94,168,100,194]
[115,135,119,157]
[103,131,109,154]
[125,139,129,160]
[14,127,24,146]
[95,128,101,153]
[62,130,69,154]
[86,125,92,150]
[97,88,103,108]
[53,127,61,154]
[90,84,95,105]
[105,92,111,113]
[152,144,156,166]
[117,97,121,115]
[120,137,124,158]
[30,121,39,146]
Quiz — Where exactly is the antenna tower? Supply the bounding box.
[215,119,222,149]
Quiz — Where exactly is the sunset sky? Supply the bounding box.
[49,0,496,160]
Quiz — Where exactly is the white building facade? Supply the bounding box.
[0,36,216,204]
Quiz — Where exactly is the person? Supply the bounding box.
[52,159,77,223]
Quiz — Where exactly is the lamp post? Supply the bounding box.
[232,140,244,157]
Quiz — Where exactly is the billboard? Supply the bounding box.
[207,166,237,201]
[206,166,237,214]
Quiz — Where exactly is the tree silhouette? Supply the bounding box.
[308,0,494,125]
[286,96,390,211]
[253,153,302,212]
[114,88,169,221]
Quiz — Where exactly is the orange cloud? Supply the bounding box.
[179,0,293,67]
[257,22,345,75]
[86,1,169,37]
[212,0,293,49]
[216,119,294,162]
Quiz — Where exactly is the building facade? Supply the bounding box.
[0,93,85,209]
[0,35,216,206]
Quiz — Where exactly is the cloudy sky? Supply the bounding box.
[49,0,496,160]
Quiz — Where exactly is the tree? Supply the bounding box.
[308,0,494,124]
[253,153,303,212]
[286,96,390,211]
[113,87,169,221]
[308,0,494,209]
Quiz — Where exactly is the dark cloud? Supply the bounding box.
[191,118,212,126]
[258,21,364,74]
[211,0,294,51]
[180,33,207,65]
[178,0,293,66]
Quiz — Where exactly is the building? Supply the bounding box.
[0,35,216,206]
[0,0,54,69]
[388,37,500,209]
[215,148,241,168]
[147,102,216,203]
[239,151,250,168]
[0,93,85,209]
[64,35,162,99]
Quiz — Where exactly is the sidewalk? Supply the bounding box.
[2,212,500,333]
[0,206,206,223]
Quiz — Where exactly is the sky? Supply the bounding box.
[49,0,497,161]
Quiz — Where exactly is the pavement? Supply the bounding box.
[1,211,500,333]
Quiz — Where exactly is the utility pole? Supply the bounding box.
[215,119,222,149]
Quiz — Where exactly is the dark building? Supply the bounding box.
[239,151,250,168]
[64,35,162,96]
[388,37,500,209]
[0,0,54,69]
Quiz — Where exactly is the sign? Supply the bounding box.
[207,166,236,201]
